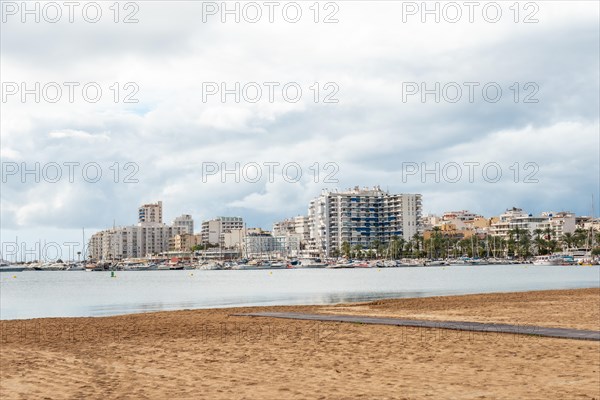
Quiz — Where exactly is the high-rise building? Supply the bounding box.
[138,201,163,224]
[308,186,422,256]
[89,201,191,260]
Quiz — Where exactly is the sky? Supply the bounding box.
[1,1,599,260]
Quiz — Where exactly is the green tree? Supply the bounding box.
[341,241,351,258]
[573,228,587,248]
[533,228,546,255]
[518,231,532,257]
[352,244,363,258]
[561,232,575,251]
[370,240,381,259]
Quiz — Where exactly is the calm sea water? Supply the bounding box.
[1,265,599,320]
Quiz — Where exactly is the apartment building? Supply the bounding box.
[201,216,244,246]
[173,214,194,234]
[243,232,301,258]
[442,210,483,222]
[273,215,310,246]
[308,186,422,257]
[138,201,163,224]
[89,201,192,260]
[538,211,577,237]
[169,233,202,252]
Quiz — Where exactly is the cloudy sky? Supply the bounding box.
[1,1,599,257]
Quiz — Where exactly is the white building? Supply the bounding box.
[442,210,482,222]
[201,216,244,246]
[223,228,246,249]
[273,215,310,246]
[89,201,191,260]
[242,232,301,258]
[89,223,187,260]
[490,208,576,239]
[490,208,545,238]
[138,201,163,224]
[538,211,577,237]
[273,218,295,236]
[173,214,194,234]
[308,186,422,257]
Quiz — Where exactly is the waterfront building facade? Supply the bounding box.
[169,233,202,252]
[307,186,422,257]
[490,208,576,239]
[242,232,301,258]
[201,216,244,246]
[489,208,546,238]
[273,216,310,247]
[89,202,191,260]
[89,223,187,260]
[537,211,576,237]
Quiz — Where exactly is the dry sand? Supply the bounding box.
[1,288,599,399]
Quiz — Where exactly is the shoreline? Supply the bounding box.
[2,287,599,323]
[1,285,599,323]
[2,264,599,321]
[2,288,599,399]
[2,285,600,322]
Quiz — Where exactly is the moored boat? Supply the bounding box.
[0,264,26,272]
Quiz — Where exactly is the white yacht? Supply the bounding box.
[533,254,575,266]
[298,258,328,268]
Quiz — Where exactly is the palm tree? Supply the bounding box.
[507,230,517,257]
[573,228,587,248]
[533,228,546,255]
[561,232,575,251]
[518,231,532,257]
[488,235,504,258]
[396,237,405,259]
[388,236,403,259]
[458,238,471,257]
[412,233,424,258]
[544,226,553,242]
[404,240,414,258]
[352,244,363,259]
[370,240,381,259]
[548,239,559,253]
[430,227,443,259]
[341,241,351,258]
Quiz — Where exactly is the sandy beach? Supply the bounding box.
[1,288,599,399]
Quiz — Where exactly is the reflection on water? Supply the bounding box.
[1,265,599,319]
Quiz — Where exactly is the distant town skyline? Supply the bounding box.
[3,188,599,264]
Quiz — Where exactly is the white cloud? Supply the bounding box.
[48,129,110,142]
[0,0,598,243]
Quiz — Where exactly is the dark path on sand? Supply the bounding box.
[234,312,600,341]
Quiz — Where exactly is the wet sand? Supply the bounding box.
[1,288,599,399]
